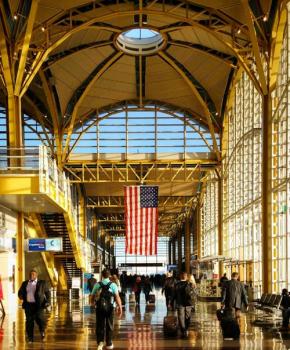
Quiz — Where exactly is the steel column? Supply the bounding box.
[196,204,201,259]
[177,229,182,273]
[172,238,176,265]
[7,94,23,148]
[185,217,191,273]
[16,212,25,292]
[217,173,223,277]
[262,93,272,293]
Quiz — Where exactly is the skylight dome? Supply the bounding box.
[116,28,165,55]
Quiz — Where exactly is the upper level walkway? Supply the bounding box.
[0,290,288,350]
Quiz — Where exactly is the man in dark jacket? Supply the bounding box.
[174,272,194,338]
[18,269,51,343]
[162,272,176,309]
[221,272,248,318]
[281,289,290,329]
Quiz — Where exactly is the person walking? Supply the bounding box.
[280,288,290,329]
[87,274,97,293]
[110,274,121,292]
[162,272,176,310]
[133,276,142,305]
[174,272,195,338]
[221,272,248,318]
[143,276,152,304]
[18,269,51,343]
[90,269,122,350]
[219,273,228,288]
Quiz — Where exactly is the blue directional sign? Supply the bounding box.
[28,239,46,252]
[27,238,63,252]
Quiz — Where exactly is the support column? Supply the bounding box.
[185,217,191,273]
[177,229,182,273]
[7,95,23,149]
[168,239,172,265]
[16,212,25,291]
[262,93,272,293]
[196,204,201,259]
[172,238,176,265]
[217,174,223,277]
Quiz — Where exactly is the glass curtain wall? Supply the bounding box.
[271,10,290,292]
[222,71,262,296]
[200,171,219,258]
[114,236,169,275]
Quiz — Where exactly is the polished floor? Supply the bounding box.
[0,290,290,349]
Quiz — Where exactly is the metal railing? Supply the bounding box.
[0,146,92,269]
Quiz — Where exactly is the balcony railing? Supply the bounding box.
[0,146,91,269]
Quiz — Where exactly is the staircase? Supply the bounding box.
[40,213,82,289]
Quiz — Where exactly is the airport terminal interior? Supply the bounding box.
[1,0,290,349]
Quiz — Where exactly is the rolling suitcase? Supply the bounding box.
[163,315,178,337]
[220,318,240,339]
[218,308,240,340]
[149,294,155,304]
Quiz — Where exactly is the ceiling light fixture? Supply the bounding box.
[13,14,18,20]
[237,28,241,34]
[263,15,268,22]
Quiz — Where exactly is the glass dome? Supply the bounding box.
[116,28,165,55]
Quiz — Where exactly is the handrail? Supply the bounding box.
[0,145,90,270]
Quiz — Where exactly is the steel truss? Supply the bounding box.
[65,160,216,183]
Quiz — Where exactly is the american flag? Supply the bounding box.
[124,186,158,255]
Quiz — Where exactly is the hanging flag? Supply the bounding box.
[0,275,3,300]
[124,186,158,255]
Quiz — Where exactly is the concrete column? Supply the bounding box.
[185,217,191,273]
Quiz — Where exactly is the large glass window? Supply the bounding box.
[114,236,169,275]
[271,14,290,292]
[222,71,262,297]
[200,171,218,257]
[68,104,219,156]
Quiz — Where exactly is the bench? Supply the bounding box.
[253,293,283,324]
[255,293,282,310]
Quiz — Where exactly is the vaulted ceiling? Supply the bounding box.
[0,0,276,236]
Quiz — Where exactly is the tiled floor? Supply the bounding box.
[0,289,290,349]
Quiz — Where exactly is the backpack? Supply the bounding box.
[96,282,114,314]
[176,281,195,306]
[184,282,195,305]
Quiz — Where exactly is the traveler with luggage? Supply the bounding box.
[174,272,195,338]
[221,272,248,318]
[218,272,248,340]
[162,272,176,310]
[90,269,122,350]
[143,276,153,304]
